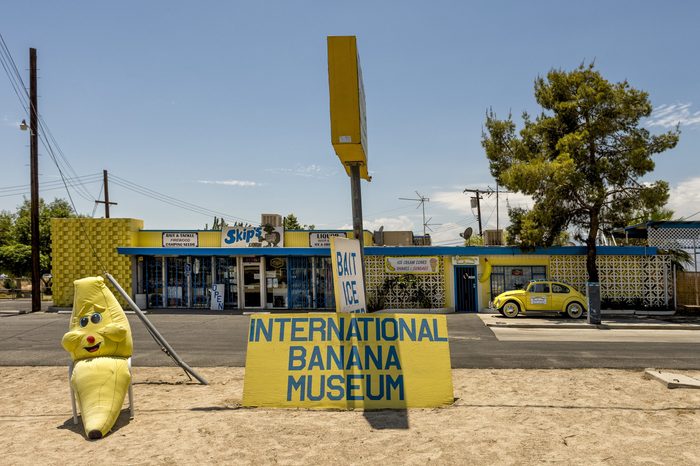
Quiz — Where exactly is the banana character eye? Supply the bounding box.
[90,313,102,324]
[80,316,89,327]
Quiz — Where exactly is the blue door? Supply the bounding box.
[455,265,478,312]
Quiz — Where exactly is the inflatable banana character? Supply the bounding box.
[61,276,133,439]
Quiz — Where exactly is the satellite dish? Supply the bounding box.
[460,227,473,240]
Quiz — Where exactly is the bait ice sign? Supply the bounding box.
[330,237,366,313]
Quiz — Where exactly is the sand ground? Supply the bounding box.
[1,367,699,465]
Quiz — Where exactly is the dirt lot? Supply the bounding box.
[1,367,699,465]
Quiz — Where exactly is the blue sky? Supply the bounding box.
[1,1,699,245]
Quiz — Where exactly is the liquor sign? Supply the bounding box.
[310,232,347,248]
[385,257,440,274]
[162,232,198,248]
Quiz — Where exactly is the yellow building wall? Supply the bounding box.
[443,256,454,308]
[51,218,143,307]
[135,230,373,248]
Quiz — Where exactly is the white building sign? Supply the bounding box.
[309,231,347,248]
[385,256,440,274]
[162,232,198,248]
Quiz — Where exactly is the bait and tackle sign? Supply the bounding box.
[242,313,454,409]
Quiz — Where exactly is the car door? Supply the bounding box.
[527,282,551,311]
[550,283,571,311]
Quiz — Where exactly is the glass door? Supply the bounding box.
[190,257,212,309]
[165,257,188,308]
[214,257,238,309]
[242,257,262,308]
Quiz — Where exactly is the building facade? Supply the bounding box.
[51,218,672,312]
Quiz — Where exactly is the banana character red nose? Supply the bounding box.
[87,335,95,344]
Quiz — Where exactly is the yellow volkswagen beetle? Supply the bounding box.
[492,280,588,319]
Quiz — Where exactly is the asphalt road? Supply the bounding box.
[1,312,700,369]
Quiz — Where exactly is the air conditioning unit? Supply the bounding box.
[483,229,503,246]
[261,213,282,227]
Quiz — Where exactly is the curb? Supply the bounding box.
[484,321,700,331]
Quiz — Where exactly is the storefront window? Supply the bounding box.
[265,257,288,308]
[490,266,546,297]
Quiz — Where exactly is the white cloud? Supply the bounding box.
[668,177,700,219]
[265,164,338,179]
[646,103,700,128]
[339,215,415,232]
[432,188,533,230]
[197,179,260,187]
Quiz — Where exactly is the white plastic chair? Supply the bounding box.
[69,357,135,425]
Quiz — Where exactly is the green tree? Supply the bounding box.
[0,211,14,246]
[0,197,75,276]
[283,213,315,230]
[0,244,49,277]
[482,64,679,291]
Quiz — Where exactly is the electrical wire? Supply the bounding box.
[109,174,258,224]
[91,180,104,218]
[0,34,97,203]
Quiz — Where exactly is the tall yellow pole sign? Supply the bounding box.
[327,36,370,180]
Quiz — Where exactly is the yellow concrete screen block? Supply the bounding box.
[243,313,454,409]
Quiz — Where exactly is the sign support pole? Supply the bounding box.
[349,163,366,293]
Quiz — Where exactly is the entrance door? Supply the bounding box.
[242,257,262,308]
[215,257,238,309]
[455,265,478,312]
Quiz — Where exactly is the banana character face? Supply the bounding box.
[62,277,133,362]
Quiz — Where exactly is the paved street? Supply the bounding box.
[1,311,699,369]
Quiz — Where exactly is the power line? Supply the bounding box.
[109,175,258,225]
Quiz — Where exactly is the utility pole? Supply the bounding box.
[464,185,512,238]
[95,170,117,218]
[463,188,484,237]
[29,48,41,313]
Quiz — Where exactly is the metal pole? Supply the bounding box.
[103,170,110,218]
[349,163,366,293]
[29,48,41,313]
[695,237,698,306]
[476,191,483,237]
[496,183,499,232]
[105,272,209,385]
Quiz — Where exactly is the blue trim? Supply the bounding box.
[118,245,658,257]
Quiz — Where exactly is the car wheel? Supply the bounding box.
[566,302,584,319]
[502,301,520,318]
